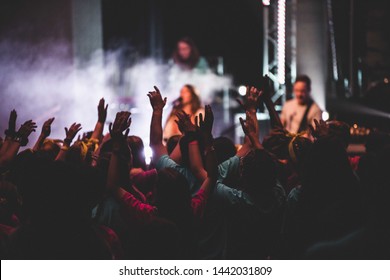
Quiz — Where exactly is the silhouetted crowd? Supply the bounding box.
[0,82,389,260]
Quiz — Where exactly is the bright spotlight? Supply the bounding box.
[238,85,247,96]
[322,111,329,121]
[145,146,153,166]
[277,0,286,85]
[262,0,271,6]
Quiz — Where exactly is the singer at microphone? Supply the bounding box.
[163,84,205,142]
[171,97,183,108]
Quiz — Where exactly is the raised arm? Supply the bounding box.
[148,86,168,162]
[174,110,204,179]
[55,122,82,161]
[33,118,55,152]
[107,111,131,194]
[236,86,260,157]
[90,98,108,142]
[0,110,17,157]
[309,119,330,140]
[191,105,218,193]
[190,105,218,218]
[198,105,218,192]
[259,76,283,129]
[239,110,264,151]
[107,111,156,221]
[0,119,37,167]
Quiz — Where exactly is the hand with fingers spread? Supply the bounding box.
[32,117,55,152]
[90,98,109,142]
[147,86,167,112]
[98,98,108,123]
[16,120,37,146]
[109,111,132,140]
[239,112,257,137]
[109,111,132,155]
[237,86,261,113]
[64,123,82,147]
[0,113,35,165]
[195,105,214,144]
[239,112,262,149]
[309,119,329,139]
[175,110,196,135]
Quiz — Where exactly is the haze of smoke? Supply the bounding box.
[0,41,232,146]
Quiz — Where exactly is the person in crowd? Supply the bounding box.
[282,121,363,258]
[0,74,385,261]
[306,145,390,259]
[184,86,285,259]
[103,88,218,258]
[213,136,237,165]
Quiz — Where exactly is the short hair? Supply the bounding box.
[295,75,311,90]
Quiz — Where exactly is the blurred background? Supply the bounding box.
[0,0,389,150]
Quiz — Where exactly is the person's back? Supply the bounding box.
[283,137,363,258]
[7,222,112,259]
[225,184,285,259]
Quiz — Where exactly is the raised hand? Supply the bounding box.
[41,118,55,137]
[195,105,214,143]
[175,110,196,134]
[17,120,37,137]
[17,120,37,146]
[309,119,329,139]
[5,110,17,137]
[258,75,272,101]
[64,123,82,146]
[98,98,108,123]
[147,86,167,112]
[239,111,257,137]
[109,111,131,140]
[239,111,262,149]
[237,86,261,112]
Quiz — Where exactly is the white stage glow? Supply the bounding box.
[277,0,286,85]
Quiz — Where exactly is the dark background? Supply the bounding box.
[0,0,389,101]
[101,0,263,86]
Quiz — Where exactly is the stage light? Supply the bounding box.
[322,111,329,121]
[277,0,286,85]
[145,146,153,166]
[262,0,271,6]
[238,85,247,96]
